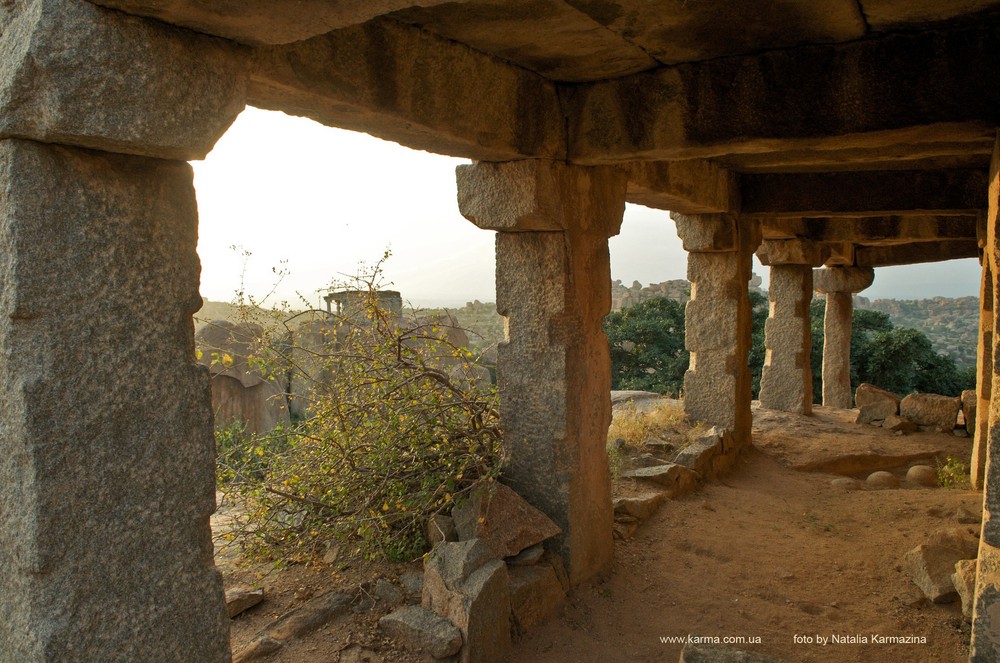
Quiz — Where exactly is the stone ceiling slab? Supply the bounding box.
[90,0,455,45]
[563,0,865,65]
[388,0,656,82]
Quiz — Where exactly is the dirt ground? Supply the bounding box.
[220,405,982,663]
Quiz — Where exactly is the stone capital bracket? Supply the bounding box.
[456,159,627,237]
[813,266,875,294]
[756,238,829,267]
[670,212,761,253]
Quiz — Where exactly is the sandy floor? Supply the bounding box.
[221,405,981,663]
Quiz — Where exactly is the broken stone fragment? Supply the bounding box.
[225,586,264,618]
[451,482,561,559]
[903,544,967,603]
[900,393,960,432]
[379,605,463,659]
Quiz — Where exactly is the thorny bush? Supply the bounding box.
[213,262,502,564]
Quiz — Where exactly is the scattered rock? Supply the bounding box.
[426,514,458,546]
[234,591,352,662]
[962,389,977,435]
[900,393,960,433]
[508,564,565,632]
[883,415,918,434]
[903,545,965,603]
[226,585,264,618]
[613,492,667,521]
[953,559,977,622]
[865,471,900,489]
[379,605,463,659]
[855,383,901,410]
[679,641,786,662]
[452,483,561,559]
[374,579,406,607]
[506,543,544,567]
[905,465,938,487]
[830,477,861,490]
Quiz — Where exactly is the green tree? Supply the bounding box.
[604,296,688,395]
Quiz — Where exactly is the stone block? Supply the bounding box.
[0,140,228,661]
[900,393,960,432]
[813,266,875,294]
[904,544,967,603]
[0,0,247,159]
[954,559,977,622]
[508,564,565,632]
[379,605,463,659]
[452,483,561,559]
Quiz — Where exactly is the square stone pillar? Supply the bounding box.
[457,160,627,586]
[974,259,994,490]
[813,267,875,409]
[0,140,229,661]
[756,239,828,415]
[671,213,761,449]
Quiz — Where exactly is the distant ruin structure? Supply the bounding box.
[3,1,1000,661]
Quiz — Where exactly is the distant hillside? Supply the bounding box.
[856,296,978,369]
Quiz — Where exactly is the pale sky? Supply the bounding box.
[192,108,981,308]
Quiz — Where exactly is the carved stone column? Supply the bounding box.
[670,213,761,450]
[756,239,828,415]
[0,2,247,660]
[812,267,875,408]
[457,159,627,586]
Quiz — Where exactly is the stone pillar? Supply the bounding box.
[812,267,875,408]
[670,213,761,449]
[0,140,229,661]
[973,135,1000,661]
[756,239,828,415]
[457,160,627,586]
[0,2,247,660]
[974,259,994,490]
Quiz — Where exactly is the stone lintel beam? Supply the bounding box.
[854,239,979,267]
[456,160,625,586]
[457,160,626,234]
[742,170,987,218]
[625,159,738,214]
[250,19,564,162]
[756,238,828,267]
[0,0,248,160]
[799,215,979,244]
[90,0,453,46]
[813,266,875,295]
[672,212,761,253]
[564,22,1000,163]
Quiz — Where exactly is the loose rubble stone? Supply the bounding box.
[900,393,960,432]
[680,641,786,662]
[613,492,667,521]
[906,465,938,487]
[903,544,965,603]
[953,559,978,622]
[379,605,463,659]
[508,564,565,632]
[452,483,561,559]
[506,543,544,567]
[226,586,265,618]
[883,414,918,433]
[865,471,900,489]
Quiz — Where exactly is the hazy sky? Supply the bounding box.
[192,108,982,308]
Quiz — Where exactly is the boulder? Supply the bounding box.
[903,544,966,603]
[953,559,977,622]
[905,465,938,487]
[379,605,463,659]
[508,564,565,632]
[900,393,960,433]
[865,471,899,489]
[962,389,977,435]
[452,483,560,559]
[855,383,901,409]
